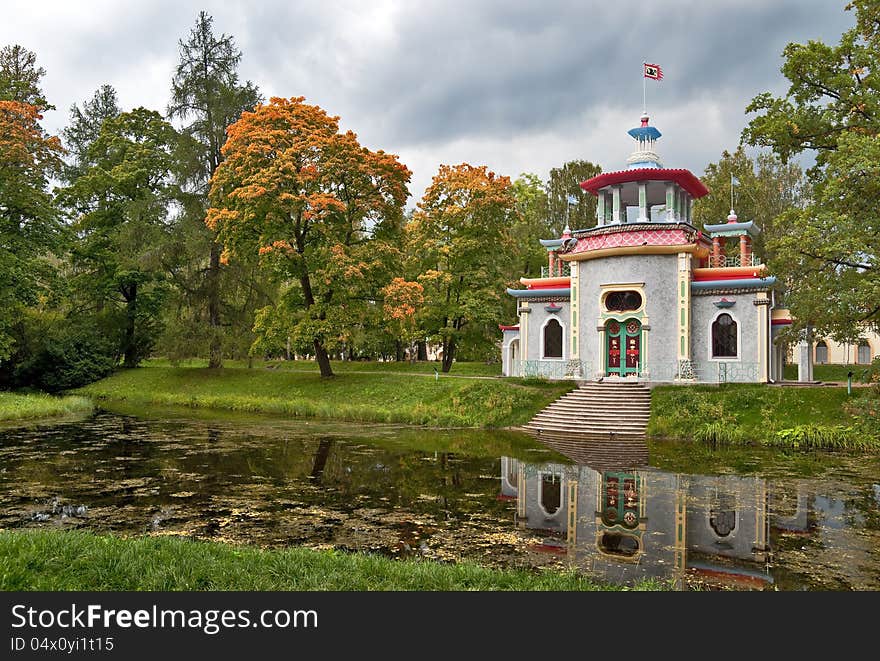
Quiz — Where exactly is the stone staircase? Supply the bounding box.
[522,381,652,439]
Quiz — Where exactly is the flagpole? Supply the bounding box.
[730,174,734,212]
[642,61,647,114]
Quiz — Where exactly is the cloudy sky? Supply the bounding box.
[3,0,855,206]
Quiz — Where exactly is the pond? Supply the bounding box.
[1,408,879,590]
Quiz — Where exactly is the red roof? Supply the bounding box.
[580,168,709,199]
[498,324,519,332]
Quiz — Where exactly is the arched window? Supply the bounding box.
[711,313,737,358]
[543,318,563,358]
[540,473,562,516]
[858,342,871,365]
[815,341,828,364]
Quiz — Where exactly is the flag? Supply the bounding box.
[567,194,578,205]
[644,63,663,80]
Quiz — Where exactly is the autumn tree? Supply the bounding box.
[407,164,517,372]
[168,11,263,368]
[0,101,64,360]
[546,159,601,233]
[381,277,425,361]
[207,97,411,377]
[60,108,179,366]
[743,0,879,338]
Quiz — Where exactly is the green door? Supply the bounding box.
[605,319,642,376]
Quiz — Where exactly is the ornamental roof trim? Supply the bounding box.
[580,168,709,198]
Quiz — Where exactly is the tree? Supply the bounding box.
[0,101,64,360]
[546,159,601,234]
[407,163,517,372]
[510,173,551,278]
[743,0,879,338]
[61,84,120,182]
[381,277,424,361]
[207,96,411,377]
[60,108,179,366]
[168,11,263,368]
[0,44,50,107]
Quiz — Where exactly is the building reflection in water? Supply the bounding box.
[501,437,817,590]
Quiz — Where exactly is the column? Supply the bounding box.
[677,252,692,373]
[740,235,750,267]
[756,293,770,383]
[596,191,605,227]
[569,262,579,360]
[638,182,648,222]
[596,324,606,379]
[548,251,555,277]
[797,326,813,382]
[665,183,675,221]
[519,303,529,362]
[712,237,721,267]
[612,185,621,224]
[566,480,578,550]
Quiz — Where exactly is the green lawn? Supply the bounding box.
[0,391,93,422]
[0,530,664,591]
[144,357,502,377]
[77,365,572,428]
[648,383,880,449]
[782,363,873,383]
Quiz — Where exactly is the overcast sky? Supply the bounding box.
[3,0,855,207]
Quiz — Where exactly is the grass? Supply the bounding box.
[0,530,665,591]
[77,365,572,428]
[647,383,880,450]
[783,363,872,383]
[145,357,503,377]
[0,391,93,422]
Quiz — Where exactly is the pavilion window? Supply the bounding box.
[543,319,563,358]
[711,313,737,358]
[815,341,828,364]
[540,473,562,516]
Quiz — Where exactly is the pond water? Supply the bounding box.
[1,409,879,590]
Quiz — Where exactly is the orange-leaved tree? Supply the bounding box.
[381,277,424,361]
[206,97,411,376]
[0,100,64,359]
[407,164,517,373]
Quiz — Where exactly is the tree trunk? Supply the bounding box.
[417,340,427,361]
[123,282,138,368]
[395,340,403,362]
[314,339,334,377]
[310,439,334,483]
[441,337,455,373]
[207,240,223,368]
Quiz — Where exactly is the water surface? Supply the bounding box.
[1,410,878,590]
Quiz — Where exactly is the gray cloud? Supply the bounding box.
[1,0,856,206]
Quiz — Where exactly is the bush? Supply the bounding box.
[1,314,117,392]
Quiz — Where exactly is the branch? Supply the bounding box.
[799,250,873,270]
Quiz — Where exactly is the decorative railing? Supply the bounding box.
[708,254,762,268]
[645,360,704,382]
[713,362,760,383]
[514,359,589,380]
[540,263,572,278]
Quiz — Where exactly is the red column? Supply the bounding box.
[548,251,555,276]
[740,235,750,267]
[712,237,721,267]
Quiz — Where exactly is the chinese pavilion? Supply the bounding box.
[501,113,792,383]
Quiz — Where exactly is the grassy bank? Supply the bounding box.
[77,365,571,428]
[0,392,92,422]
[648,384,880,450]
[145,357,502,377]
[0,530,662,591]
[783,363,873,383]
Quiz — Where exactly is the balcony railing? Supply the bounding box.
[540,263,572,278]
[708,254,763,268]
[514,359,588,380]
[713,362,760,383]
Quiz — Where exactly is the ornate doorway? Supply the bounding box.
[606,318,642,376]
